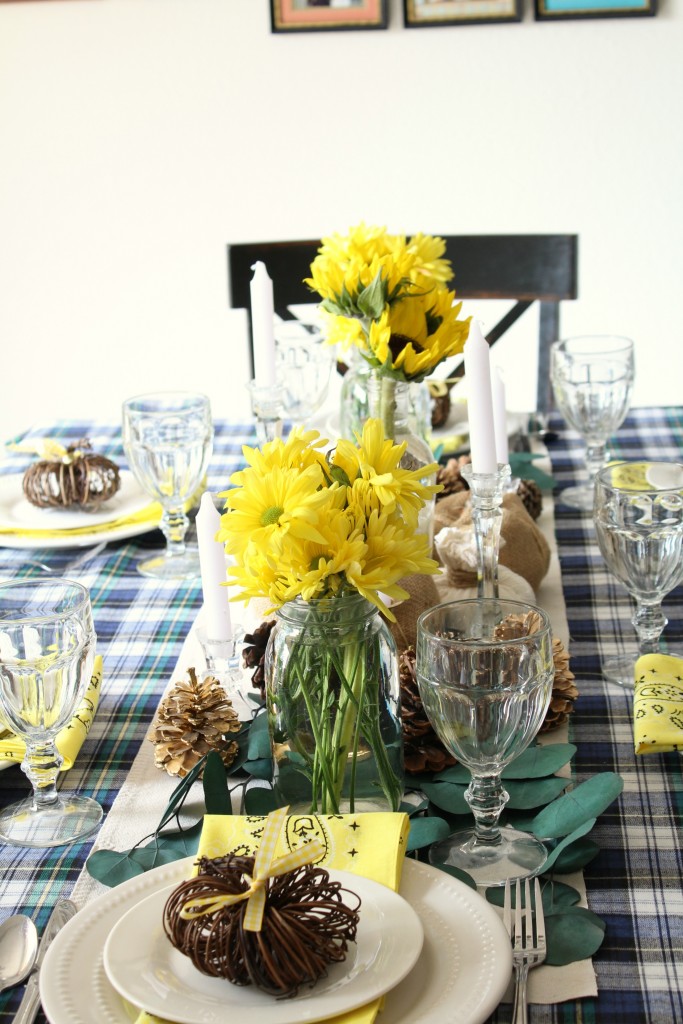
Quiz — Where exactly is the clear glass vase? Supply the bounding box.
[265,592,404,814]
[339,360,431,444]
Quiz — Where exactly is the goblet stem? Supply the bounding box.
[22,740,63,810]
[585,441,607,489]
[161,505,189,559]
[633,600,667,656]
[466,772,509,845]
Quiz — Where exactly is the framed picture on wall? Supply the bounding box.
[270,0,388,32]
[534,0,654,17]
[404,0,521,26]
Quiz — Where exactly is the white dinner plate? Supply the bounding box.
[40,857,512,1024]
[0,472,159,549]
[103,873,423,1024]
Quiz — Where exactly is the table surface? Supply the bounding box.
[1,407,682,1024]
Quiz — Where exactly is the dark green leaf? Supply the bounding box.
[545,907,606,966]
[549,836,600,873]
[502,744,576,780]
[530,773,623,839]
[156,754,207,833]
[503,776,569,810]
[430,862,477,890]
[406,816,451,852]
[244,787,278,815]
[243,757,273,780]
[433,764,471,784]
[540,819,597,873]
[486,878,581,912]
[401,799,428,816]
[422,782,469,815]
[85,845,179,888]
[202,752,231,815]
[154,820,203,857]
[247,712,271,761]
[507,453,556,490]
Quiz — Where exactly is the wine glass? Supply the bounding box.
[274,320,335,425]
[0,578,102,848]
[550,336,634,511]
[594,461,683,686]
[416,599,554,887]
[122,392,213,580]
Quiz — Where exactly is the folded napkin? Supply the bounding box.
[135,811,410,1024]
[0,655,103,766]
[0,503,161,539]
[634,653,683,754]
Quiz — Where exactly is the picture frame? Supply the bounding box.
[404,0,521,27]
[270,0,388,33]
[534,0,654,17]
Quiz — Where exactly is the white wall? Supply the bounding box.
[1,0,681,443]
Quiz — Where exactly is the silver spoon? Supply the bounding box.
[0,915,38,992]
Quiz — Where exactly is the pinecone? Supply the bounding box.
[517,478,543,520]
[400,647,456,774]
[493,612,578,732]
[148,667,241,777]
[242,620,276,699]
[540,638,579,733]
[435,455,471,502]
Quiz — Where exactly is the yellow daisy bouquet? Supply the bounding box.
[218,419,440,814]
[306,222,471,384]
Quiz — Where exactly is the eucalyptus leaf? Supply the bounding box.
[401,799,429,816]
[433,764,471,785]
[243,757,273,780]
[247,712,271,761]
[507,452,556,490]
[530,773,623,839]
[549,836,601,873]
[422,782,470,815]
[156,753,207,833]
[153,820,203,857]
[503,776,569,810]
[540,819,597,873]
[545,907,606,966]
[502,744,576,780]
[244,787,279,815]
[406,816,451,852]
[85,844,179,888]
[203,751,231,815]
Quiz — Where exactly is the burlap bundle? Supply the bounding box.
[388,573,442,651]
[433,491,551,594]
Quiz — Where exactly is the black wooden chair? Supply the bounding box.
[227,234,578,414]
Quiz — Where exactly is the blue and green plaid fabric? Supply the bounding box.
[1,410,682,1023]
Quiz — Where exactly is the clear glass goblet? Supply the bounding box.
[274,320,335,425]
[122,392,213,580]
[594,461,683,687]
[550,335,634,512]
[416,598,554,887]
[0,578,102,848]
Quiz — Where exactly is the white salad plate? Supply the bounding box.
[103,873,423,1024]
[40,857,512,1024]
[0,471,158,548]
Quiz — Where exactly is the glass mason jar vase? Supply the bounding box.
[265,592,404,815]
[345,370,437,548]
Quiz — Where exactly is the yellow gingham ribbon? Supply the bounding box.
[180,806,325,932]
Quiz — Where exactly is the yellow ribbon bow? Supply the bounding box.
[180,805,325,932]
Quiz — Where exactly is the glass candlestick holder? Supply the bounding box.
[196,627,249,711]
[461,463,511,599]
[247,381,286,445]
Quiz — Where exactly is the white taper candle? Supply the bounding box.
[250,261,276,386]
[196,492,232,642]
[464,320,498,475]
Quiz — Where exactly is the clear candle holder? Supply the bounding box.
[196,626,248,708]
[247,380,286,445]
[461,463,511,599]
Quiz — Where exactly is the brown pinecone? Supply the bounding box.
[494,613,578,733]
[517,478,543,520]
[148,667,241,777]
[540,638,579,733]
[242,620,276,699]
[400,647,456,774]
[435,455,471,502]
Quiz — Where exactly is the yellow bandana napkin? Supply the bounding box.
[0,655,103,767]
[134,810,410,1024]
[634,653,683,753]
[0,505,161,540]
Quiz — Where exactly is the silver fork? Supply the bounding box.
[504,876,546,1024]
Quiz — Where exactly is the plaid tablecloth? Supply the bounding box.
[0,409,682,1024]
